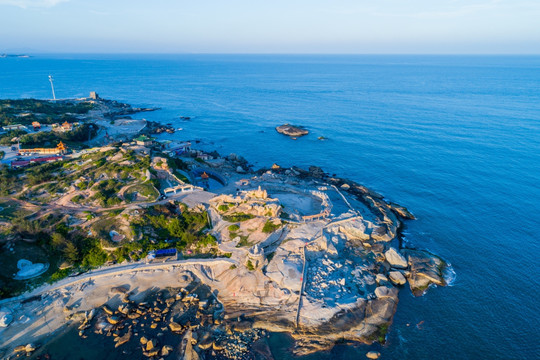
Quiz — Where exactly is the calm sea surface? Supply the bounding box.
[1,55,539,359]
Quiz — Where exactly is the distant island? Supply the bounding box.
[0,96,450,359]
[0,54,30,58]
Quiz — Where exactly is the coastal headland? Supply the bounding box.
[0,96,450,359]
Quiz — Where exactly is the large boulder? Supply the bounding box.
[276,124,309,137]
[389,271,406,285]
[169,322,183,332]
[404,249,447,296]
[384,248,408,269]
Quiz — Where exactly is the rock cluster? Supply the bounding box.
[70,283,268,360]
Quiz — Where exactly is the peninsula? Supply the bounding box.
[0,96,449,359]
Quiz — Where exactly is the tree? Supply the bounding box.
[63,241,79,263]
[82,247,107,268]
[50,233,67,248]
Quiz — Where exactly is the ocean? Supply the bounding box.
[1,54,539,359]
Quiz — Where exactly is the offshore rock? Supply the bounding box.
[276,124,309,137]
[404,249,447,296]
[366,351,381,359]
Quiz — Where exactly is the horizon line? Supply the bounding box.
[6,52,540,56]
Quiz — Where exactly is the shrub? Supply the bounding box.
[262,220,280,234]
[228,224,240,232]
[82,246,107,268]
[48,268,71,284]
[223,213,254,222]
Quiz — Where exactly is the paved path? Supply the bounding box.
[0,257,235,306]
[295,243,308,328]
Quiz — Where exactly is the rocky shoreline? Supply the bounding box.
[0,131,449,359]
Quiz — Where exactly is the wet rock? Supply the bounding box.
[169,322,183,332]
[161,345,173,356]
[146,338,157,351]
[102,305,114,315]
[14,344,36,354]
[14,345,27,353]
[114,329,132,348]
[107,316,121,325]
[384,248,408,269]
[366,351,380,359]
[165,297,175,307]
[143,349,160,357]
[212,340,225,351]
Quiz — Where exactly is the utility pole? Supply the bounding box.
[48,75,56,100]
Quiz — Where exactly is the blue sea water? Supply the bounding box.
[1,54,539,359]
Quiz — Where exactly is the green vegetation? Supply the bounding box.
[0,200,32,220]
[0,145,225,299]
[90,179,123,207]
[246,259,255,271]
[165,155,189,171]
[0,99,94,127]
[124,182,159,202]
[228,224,240,232]
[262,220,281,234]
[0,150,4,160]
[366,323,390,344]
[0,217,108,299]
[217,203,235,212]
[235,235,252,248]
[48,268,71,283]
[2,147,155,207]
[223,213,255,222]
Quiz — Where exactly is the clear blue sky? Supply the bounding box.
[0,0,539,54]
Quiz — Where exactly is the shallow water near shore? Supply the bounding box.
[1,54,539,359]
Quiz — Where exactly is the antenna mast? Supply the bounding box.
[48,75,56,100]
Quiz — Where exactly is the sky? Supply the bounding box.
[0,0,539,54]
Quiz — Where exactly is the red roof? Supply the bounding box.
[30,156,63,163]
[11,160,30,167]
[11,156,62,168]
